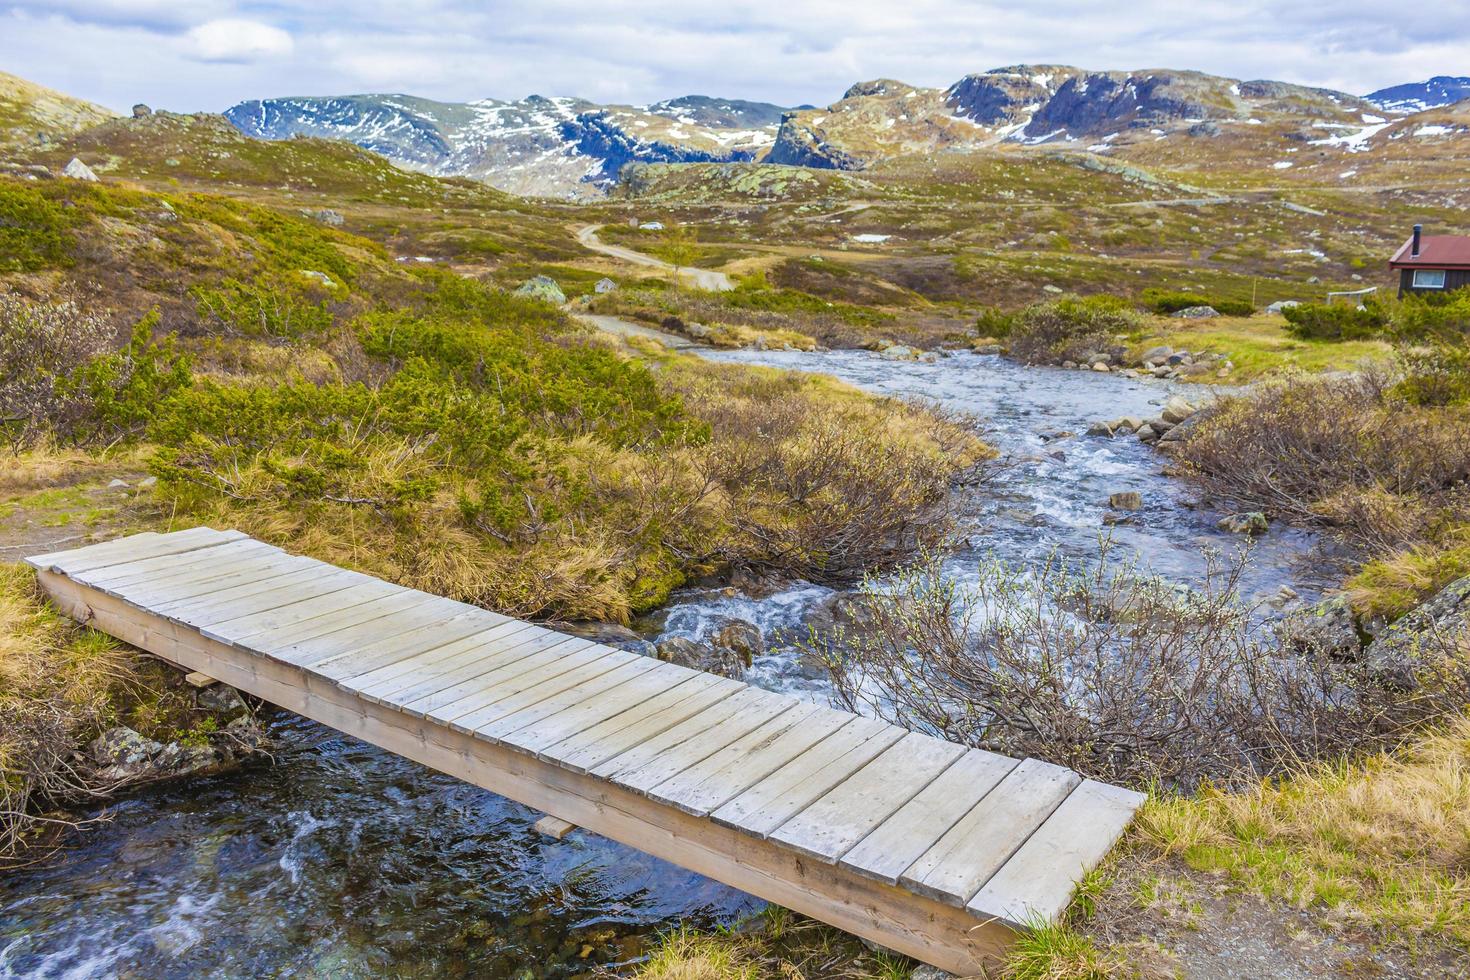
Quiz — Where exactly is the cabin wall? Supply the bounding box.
[1398,267,1470,297]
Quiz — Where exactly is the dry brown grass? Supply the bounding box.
[0,562,137,865]
[1138,712,1470,945]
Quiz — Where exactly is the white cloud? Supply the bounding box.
[183,18,293,64]
[2,0,1467,112]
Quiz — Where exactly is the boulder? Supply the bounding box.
[311,208,344,226]
[196,683,249,720]
[1158,411,1206,444]
[1091,362,1111,372]
[1362,575,1470,689]
[1217,512,1268,535]
[1276,595,1361,659]
[89,727,164,774]
[713,619,763,667]
[594,277,617,294]
[1136,424,1159,442]
[1161,396,1197,424]
[62,157,99,181]
[1141,345,1173,363]
[1086,421,1115,437]
[878,344,916,360]
[1265,300,1300,314]
[1173,305,1220,319]
[513,275,567,305]
[655,637,745,678]
[1108,491,1143,510]
[132,103,152,118]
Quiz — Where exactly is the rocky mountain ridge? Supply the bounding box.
[225,92,787,197]
[153,67,1470,195]
[1366,76,1470,114]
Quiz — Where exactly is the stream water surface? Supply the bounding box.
[0,351,1331,979]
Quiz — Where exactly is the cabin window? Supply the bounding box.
[1413,269,1447,289]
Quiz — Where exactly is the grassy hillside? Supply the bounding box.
[0,71,116,152]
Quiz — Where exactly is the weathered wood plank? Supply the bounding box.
[191,573,383,642]
[221,587,441,655]
[711,716,905,838]
[841,748,1018,886]
[76,537,280,592]
[393,631,583,716]
[149,565,343,620]
[26,528,243,576]
[505,659,702,758]
[290,603,504,673]
[647,702,852,817]
[100,554,317,610]
[768,731,967,863]
[342,620,535,695]
[900,758,1080,907]
[968,779,1146,926]
[604,690,799,796]
[543,673,742,773]
[476,656,664,743]
[442,644,631,735]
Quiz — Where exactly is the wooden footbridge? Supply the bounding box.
[28,528,1143,973]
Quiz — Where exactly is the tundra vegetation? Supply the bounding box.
[0,176,985,863]
[3,76,1470,979]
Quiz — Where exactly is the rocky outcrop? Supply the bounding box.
[87,692,263,787]
[1217,512,1268,535]
[1277,595,1362,660]
[1362,575,1470,689]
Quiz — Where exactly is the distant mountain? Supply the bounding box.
[1365,76,1470,114]
[209,65,1467,196]
[224,92,787,197]
[767,66,1378,170]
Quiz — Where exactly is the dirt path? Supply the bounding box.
[575,225,734,291]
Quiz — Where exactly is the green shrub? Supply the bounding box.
[192,278,335,340]
[65,311,192,443]
[975,306,1016,339]
[1390,290,1470,343]
[1007,295,1143,365]
[1142,288,1253,317]
[1282,302,1388,341]
[0,182,78,272]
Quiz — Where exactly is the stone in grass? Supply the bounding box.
[1217,512,1268,535]
[1173,305,1219,319]
[62,157,99,181]
[1108,491,1143,510]
[513,275,567,305]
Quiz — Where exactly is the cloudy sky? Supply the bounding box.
[3,0,1467,111]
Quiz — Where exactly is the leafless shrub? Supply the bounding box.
[813,545,1469,789]
[1178,371,1470,553]
[0,294,112,452]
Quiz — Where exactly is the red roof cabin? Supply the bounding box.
[1390,224,1470,297]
